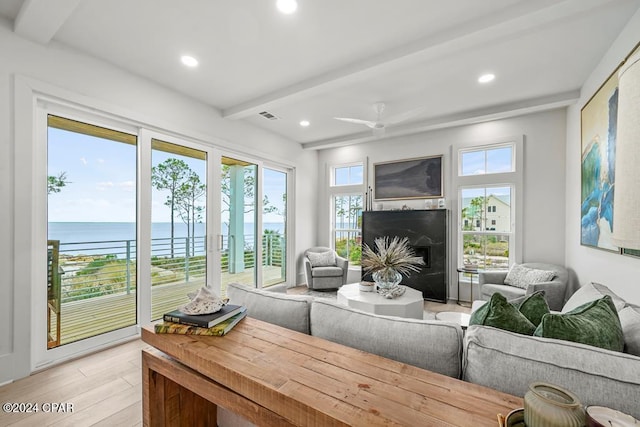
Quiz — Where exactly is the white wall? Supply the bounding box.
[317,108,567,302]
[565,8,640,304]
[0,18,317,383]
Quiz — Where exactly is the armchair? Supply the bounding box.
[479,263,569,311]
[304,246,349,290]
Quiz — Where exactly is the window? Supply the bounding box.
[330,163,364,265]
[461,187,512,269]
[333,164,363,186]
[455,139,523,271]
[460,145,514,176]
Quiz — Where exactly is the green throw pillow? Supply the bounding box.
[470,293,536,335]
[533,295,624,352]
[511,291,550,327]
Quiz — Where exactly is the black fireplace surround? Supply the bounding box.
[361,209,447,302]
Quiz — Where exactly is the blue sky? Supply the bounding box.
[461,146,512,175]
[48,128,286,224]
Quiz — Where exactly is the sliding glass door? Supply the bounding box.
[263,167,287,287]
[39,109,292,367]
[220,156,257,295]
[150,139,208,320]
[46,115,138,348]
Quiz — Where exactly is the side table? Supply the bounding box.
[435,311,470,329]
[456,267,480,307]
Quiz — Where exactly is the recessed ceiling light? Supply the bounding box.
[299,120,310,127]
[277,0,298,14]
[478,73,495,83]
[181,55,199,67]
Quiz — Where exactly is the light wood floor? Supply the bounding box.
[4,286,470,427]
[0,339,149,427]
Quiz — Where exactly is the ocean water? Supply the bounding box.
[48,222,285,255]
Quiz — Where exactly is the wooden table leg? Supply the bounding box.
[143,349,217,427]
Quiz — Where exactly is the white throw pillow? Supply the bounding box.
[562,282,627,313]
[619,305,640,356]
[504,264,555,289]
[307,251,336,267]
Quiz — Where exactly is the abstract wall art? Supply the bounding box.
[581,70,619,252]
[581,42,640,252]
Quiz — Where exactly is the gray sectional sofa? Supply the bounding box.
[227,282,640,419]
[227,282,464,377]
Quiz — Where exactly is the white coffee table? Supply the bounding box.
[337,283,424,319]
[435,311,471,329]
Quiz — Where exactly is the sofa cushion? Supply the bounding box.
[226,282,313,334]
[534,295,624,352]
[463,325,640,419]
[504,264,555,289]
[511,291,550,327]
[469,293,536,335]
[619,305,640,357]
[307,251,336,267]
[311,266,344,277]
[481,283,526,301]
[562,282,626,313]
[310,300,463,378]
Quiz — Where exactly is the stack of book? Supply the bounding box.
[155,304,247,336]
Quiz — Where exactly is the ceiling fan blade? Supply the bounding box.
[334,117,378,128]
[373,126,386,137]
[384,106,428,126]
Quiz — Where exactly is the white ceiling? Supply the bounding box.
[1,0,639,149]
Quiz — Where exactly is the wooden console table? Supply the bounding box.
[141,318,522,426]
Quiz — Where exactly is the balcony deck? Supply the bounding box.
[56,266,283,345]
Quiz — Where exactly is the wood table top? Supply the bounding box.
[142,317,522,426]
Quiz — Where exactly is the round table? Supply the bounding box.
[435,311,470,329]
[336,283,424,319]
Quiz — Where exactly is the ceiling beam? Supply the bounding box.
[223,0,612,120]
[14,0,83,44]
[302,90,580,150]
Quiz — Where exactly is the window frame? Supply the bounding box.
[328,161,365,265]
[459,143,515,176]
[452,136,523,274]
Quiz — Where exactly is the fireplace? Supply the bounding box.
[362,210,447,302]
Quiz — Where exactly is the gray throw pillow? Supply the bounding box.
[562,282,627,313]
[619,305,640,356]
[504,264,555,289]
[307,251,336,267]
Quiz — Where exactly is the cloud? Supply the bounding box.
[118,181,135,192]
[96,181,114,191]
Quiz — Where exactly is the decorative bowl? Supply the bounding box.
[586,406,639,427]
[505,408,525,427]
[359,282,375,292]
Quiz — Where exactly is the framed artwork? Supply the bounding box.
[580,42,640,252]
[374,155,442,200]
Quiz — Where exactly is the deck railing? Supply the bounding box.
[56,233,285,303]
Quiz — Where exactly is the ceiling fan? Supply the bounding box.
[334,102,416,136]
